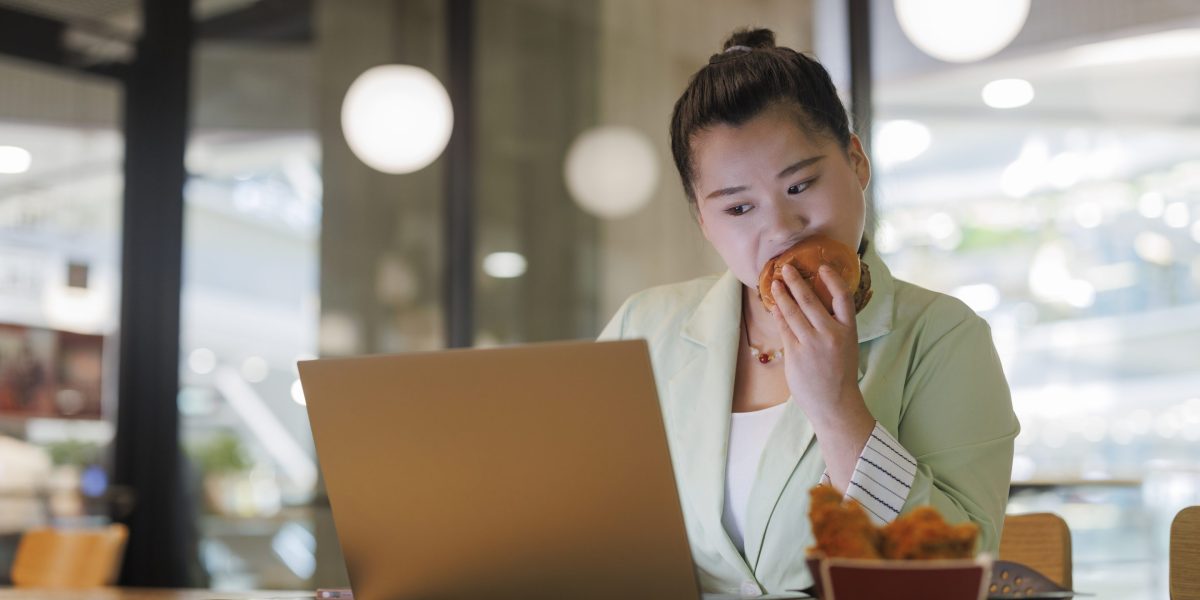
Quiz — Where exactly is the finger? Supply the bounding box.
[819,264,856,326]
[769,298,799,351]
[781,263,835,331]
[771,278,814,339]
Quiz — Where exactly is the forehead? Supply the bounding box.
[691,104,828,185]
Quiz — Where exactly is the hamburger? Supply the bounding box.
[757,235,873,315]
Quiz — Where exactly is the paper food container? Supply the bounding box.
[805,553,993,600]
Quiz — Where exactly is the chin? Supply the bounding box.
[734,270,760,293]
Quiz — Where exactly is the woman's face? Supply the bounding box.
[690,103,871,290]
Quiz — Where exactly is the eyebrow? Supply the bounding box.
[702,155,826,201]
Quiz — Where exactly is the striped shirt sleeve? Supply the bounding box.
[820,421,917,526]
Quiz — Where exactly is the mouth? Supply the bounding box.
[765,235,811,265]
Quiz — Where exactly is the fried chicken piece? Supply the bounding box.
[807,485,979,561]
[879,506,978,560]
[808,485,882,559]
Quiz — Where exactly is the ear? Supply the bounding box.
[848,134,871,191]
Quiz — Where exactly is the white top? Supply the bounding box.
[721,401,789,555]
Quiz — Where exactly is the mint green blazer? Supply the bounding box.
[597,244,1019,594]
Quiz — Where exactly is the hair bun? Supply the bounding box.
[722,27,776,51]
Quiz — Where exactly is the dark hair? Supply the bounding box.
[669,27,853,203]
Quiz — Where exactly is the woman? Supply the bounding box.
[597,28,1019,595]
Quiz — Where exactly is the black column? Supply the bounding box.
[113,0,199,587]
[848,0,874,215]
[444,0,475,348]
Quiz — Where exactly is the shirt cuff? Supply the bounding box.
[821,422,918,526]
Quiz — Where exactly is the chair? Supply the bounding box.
[1173,506,1200,600]
[998,512,1072,589]
[10,524,128,588]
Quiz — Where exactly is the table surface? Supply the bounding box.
[0,590,317,600]
[0,590,833,600]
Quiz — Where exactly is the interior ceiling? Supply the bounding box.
[0,0,137,24]
[855,0,1200,191]
[870,28,1200,189]
[0,0,1196,184]
[0,0,259,36]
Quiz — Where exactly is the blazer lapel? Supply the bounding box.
[741,401,817,571]
[667,270,754,580]
[854,242,895,345]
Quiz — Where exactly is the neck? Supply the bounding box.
[741,285,782,348]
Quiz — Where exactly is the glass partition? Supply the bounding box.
[0,54,124,580]
[868,2,1200,597]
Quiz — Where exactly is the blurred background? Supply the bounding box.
[0,0,1197,598]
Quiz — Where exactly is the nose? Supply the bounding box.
[764,197,808,246]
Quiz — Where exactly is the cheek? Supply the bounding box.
[831,182,867,242]
[707,224,759,276]
[734,237,767,281]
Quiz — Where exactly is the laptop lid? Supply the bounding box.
[300,339,703,600]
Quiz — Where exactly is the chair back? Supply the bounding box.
[11,524,128,588]
[999,512,1072,589]
[1173,506,1200,600]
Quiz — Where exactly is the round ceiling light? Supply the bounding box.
[895,0,1030,63]
[563,126,659,219]
[341,65,454,174]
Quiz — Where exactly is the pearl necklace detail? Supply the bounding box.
[743,318,783,365]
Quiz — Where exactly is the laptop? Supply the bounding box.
[300,339,809,600]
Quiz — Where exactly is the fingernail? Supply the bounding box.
[783,264,796,276]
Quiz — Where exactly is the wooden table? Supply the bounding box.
[0,590,315,600]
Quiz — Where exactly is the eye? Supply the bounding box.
[725,204,752,216]
[788,179,814,195]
